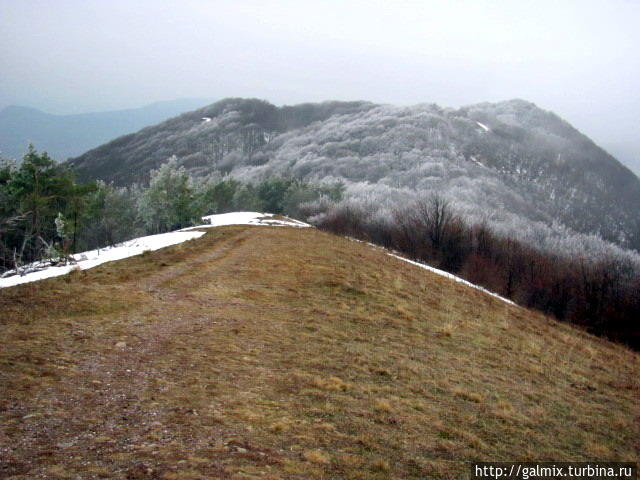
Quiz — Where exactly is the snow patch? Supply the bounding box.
[388,253,516,306]
[184,212,311,229]
[0,230,205,288]
[470,156,486,168]
[476,121,490,132]
[347,236,514,305]
[201,117,211,122]
[0,212,309,289]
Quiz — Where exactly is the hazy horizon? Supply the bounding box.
[1,0,639,173]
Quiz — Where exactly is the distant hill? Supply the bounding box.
[67,98,640,252]
[67,98,376,184]
[0,98,212,162]
[0,223,637,478]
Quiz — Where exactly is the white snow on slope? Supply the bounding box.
[476,121,490,132]
[198,212,310,228]
[388,253,515,306]
[347,237,515,306]
[0,212,308,289]
[0,231,206,288]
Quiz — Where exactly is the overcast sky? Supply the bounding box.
[1,0,639,173]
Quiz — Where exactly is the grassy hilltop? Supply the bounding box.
[1,225,637,479]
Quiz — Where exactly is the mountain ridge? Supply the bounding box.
[66,97,640,251]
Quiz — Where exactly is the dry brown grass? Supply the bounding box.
[1,225,638,479]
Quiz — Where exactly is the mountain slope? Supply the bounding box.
[67,98,640,251]
[1,224,637,479]
[0,98,211,162]
[68,98,374,184]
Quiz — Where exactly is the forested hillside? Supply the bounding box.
[67,98,640,253]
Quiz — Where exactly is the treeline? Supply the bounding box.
[312,197,640,349]
[0,148,342,274]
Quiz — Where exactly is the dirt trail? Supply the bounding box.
[2,227,283,479]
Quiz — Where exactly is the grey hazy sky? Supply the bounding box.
[1,0,639,173]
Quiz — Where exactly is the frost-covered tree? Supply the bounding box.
[138,157,201,233]
[79,181,142,248]
[54,212,68,255]
[195,177,240,214]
